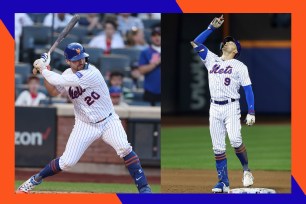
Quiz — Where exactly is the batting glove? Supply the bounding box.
[209,15,224,29]
[245,114,255,126]
[33,59,47,74]
[41,52,51,66]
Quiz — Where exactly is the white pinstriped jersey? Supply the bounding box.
[57,64,114,123]
[202,49,252,100]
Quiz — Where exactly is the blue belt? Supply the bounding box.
[95,113,112,123]
[210,99,236,105]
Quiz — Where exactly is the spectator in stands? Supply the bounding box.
[125,27,148,50]
[109,71,124,87]
[15,75,47,106]
[43,13,77,29]
[138,13,161,20]
[88,19,124,54]
[109,71,133,99]
[138,26,161,106]
[15,13,34,62]
[117,13,144,36]
[79,13,103,34]
[109,86,129,107]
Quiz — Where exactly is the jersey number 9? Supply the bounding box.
[85,91,100,106]
[224,78,231,86]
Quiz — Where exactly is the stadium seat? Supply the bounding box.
[137,79,144,89]
[130,91,144,101]
[36,75,45,86]
[39,98,67,105]
[15,74,23,85]
[111,48,142,66]
[144,28,152,44]
[123,77,134,89]
[81,35,95,45]
[91,28,103,35]
[38,86,48,96]
[83,46,104,66]
[15,84,27,97]
[142,19,160,29]
[50,34,78,51]
[21,25,51,62]
[56,26,88,42]
[15,63,32,83]
[28,13,48,24]
[127,100,151,106]
[99,54,130,78]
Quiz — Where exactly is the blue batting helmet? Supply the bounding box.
[64,43,89,61]
[220,36,241,58]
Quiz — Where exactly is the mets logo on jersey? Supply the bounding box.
[75,48,81,55]
[210,64,233,74]
[68,87,86,99]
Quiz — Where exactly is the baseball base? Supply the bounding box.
[228,188,276,194]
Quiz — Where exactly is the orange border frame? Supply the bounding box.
[0,20,122,204]
[176,0,304,194]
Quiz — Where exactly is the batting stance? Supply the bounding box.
[16,43,152,194]
[190,15,255,193]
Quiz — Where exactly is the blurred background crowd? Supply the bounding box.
[15,13,161,107]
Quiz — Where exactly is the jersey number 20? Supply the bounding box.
[224,77,231,86]
[85,91,100,106]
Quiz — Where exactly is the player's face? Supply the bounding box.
[67,58,86,72]
[222,41,237,54]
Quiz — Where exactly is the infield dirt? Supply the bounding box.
[161,169,291,193]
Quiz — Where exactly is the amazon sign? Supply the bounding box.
[15,107,57,167]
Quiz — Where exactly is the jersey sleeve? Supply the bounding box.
[239,64,252,86]
[55,85,66,94]
[202,49,219,70]
[42,69,80,87]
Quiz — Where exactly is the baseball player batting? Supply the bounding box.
[16,43,152,193]
[190,15,255,193]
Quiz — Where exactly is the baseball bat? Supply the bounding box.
[33,14,80,75]
[48,14,80,55]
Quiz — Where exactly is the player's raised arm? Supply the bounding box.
[33,53,80,87]
[190,15,224,60]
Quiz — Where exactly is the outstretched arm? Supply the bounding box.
[33,53,80,87]
[191,15,224,60]
[42,69,79,87]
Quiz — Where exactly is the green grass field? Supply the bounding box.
[15,181,160,193]
[162,124,291,171]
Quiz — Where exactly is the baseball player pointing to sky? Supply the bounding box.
[191,15,255,193]
[16,43,152,193]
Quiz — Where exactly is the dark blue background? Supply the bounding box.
[239,48,291,113]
